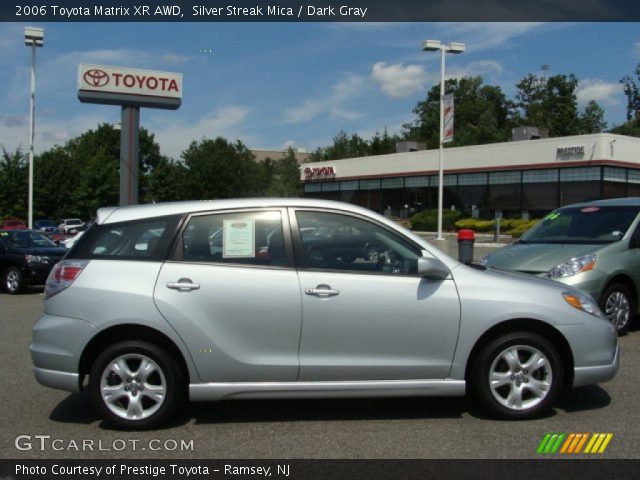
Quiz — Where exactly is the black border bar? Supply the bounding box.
[4,0,640,22]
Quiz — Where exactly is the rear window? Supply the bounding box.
[69,215,181,261]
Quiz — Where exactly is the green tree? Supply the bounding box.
[145,156,189,203]
[403,76,512,147]
[0,148,28,219]
[514,73,581,136]
[182,137,264,200]
[265,148,303,197]
[34,146,83,220]
[580,100,607,134]
[620,64,640,122]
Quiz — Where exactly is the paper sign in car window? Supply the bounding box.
[223,219,255,258]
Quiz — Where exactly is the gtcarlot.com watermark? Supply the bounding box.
[15,435,194,452]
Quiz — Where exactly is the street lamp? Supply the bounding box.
[422,39,465,241]
[25,26,43,230]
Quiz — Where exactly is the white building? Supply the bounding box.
[300,133,640,218]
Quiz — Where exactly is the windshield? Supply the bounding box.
[521,206,640,244]
[1,230,57,248]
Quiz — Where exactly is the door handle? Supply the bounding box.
[166,278,200,291]
[305,285,340,297]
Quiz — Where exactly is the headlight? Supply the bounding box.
[563,291,603,317]
[25,255,49,265]
[547,254,596,278]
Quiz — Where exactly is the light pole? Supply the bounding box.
[25,27,43,230]
[422,39,465,241]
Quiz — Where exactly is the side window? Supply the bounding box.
[295,210,420,275]
[70,215,181,261]
[182,210,287,267]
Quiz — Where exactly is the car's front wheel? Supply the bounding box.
[3,266,24,294]
[89,341,184,430]
[471,332,563,420]
[600,283,634,335]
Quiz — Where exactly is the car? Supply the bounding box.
[33,219,59,234]
[2,218,27,230]
[481,198,640,335]
[0,229,67,294]
[31,198,618,429]
[58,218,85,234]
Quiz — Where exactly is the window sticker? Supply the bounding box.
[223,219,255,258]
[544,212,561,221]
[580,207,600,213]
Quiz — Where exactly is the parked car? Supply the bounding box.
[0,229,67,294]
[481,198,640,335]
[2,218,27,230]
[58,218,85,234]
[34,218,61,234]
[31,199,618,429]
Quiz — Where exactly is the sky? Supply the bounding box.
[0,22,639,160]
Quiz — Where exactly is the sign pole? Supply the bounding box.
[119,106,140,206]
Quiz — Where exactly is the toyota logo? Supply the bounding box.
[83,69,110,87]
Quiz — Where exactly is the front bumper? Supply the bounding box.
[574,344,619,387]
[30,314,96,392]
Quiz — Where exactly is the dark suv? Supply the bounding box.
[0,230,67,294]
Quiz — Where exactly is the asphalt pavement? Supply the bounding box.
[1,289,639,459]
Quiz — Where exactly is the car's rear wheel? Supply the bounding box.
[89,341,184,430]
[4,266,24,294]
[471,332,563,420]
[600,283,634,335]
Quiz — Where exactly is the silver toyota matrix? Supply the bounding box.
[31,199,619,429]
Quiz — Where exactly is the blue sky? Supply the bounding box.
[1,22,639,160]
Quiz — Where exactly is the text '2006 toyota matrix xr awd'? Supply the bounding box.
[30,199,618,429]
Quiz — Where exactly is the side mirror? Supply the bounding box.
[417,257,450,280]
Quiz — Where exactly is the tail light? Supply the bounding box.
[45,260,89,299]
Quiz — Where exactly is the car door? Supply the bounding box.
[291,208,461,381]
[154,208,302,383]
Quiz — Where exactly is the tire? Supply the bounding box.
[4,266,24,295]
[89,341,184,430]
[600,283,634,335]
[470,331,563,420]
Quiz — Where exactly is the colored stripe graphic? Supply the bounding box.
[539,433,613,454]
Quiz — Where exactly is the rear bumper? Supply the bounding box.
[573,344,620,387]
[33,367,81,393]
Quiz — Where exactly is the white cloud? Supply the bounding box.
[283,74,365,124]
[446,60,504,79]
[441,22,547,51]
[281,140,296,149]
[371,62,427,98]
[149,105,255,159]
[162,53,193,64]
[635,41,640,56]
[576,79,622,107]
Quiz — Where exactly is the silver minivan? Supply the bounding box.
[31,199,618,429]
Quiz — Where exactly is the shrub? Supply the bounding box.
[410,209,462,231]
[453,218,541,236]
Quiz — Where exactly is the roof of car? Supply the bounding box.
[97,198,375,224]
[560,197,640,209]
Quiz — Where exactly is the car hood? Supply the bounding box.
[24,246,67,258]
[484,242,604,274]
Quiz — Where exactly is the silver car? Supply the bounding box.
[31,199,618,429]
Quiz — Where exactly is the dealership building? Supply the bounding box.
[300,133,640,218]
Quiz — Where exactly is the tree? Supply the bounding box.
[145,156,189,203]
[34,146,83,220]
[309,129,403,162]
[620,64,640,123]
[514,73,581,136]
[580,100,607,134]
[265,148,303,197]
[182,137,264,200]
[0,148,28,219]
[403,76,512,147]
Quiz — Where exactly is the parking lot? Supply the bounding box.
[1,289,639,460]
